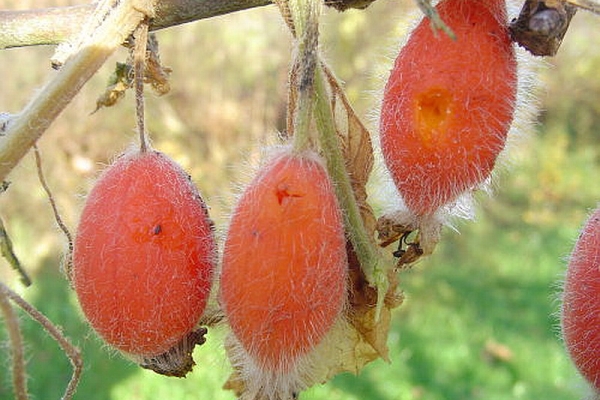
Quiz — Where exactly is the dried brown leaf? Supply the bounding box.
[93,62,132,113]
[93,33,170,113]
[145,33,171,95]
[222,370,245,398]
[346,241,403,362]
[321,62,377,236]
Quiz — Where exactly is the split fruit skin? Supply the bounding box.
[561,206,600,393]
[380,0,517,216]
[73,150,216,357]
[220,151,347,373]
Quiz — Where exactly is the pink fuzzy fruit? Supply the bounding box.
[562,206,600,393]
[380,0,517,216]
[73,150,215,360]
[220,150,347,374]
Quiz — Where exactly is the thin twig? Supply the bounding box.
[134,20,150,153]
[33,145,74,281]
[0,0,152,182]
[0,287,29,400]
[0,281,83,400]
[0,217,32,287]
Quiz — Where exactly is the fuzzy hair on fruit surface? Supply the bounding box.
[367,0,541,253]
[379,0,518,218]
[561,205,600,394]
[73,148,216,360]
[219,148,348,399]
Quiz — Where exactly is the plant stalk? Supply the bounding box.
[0,0,273,50]
[289,0,320,153]
[313,63,388,315]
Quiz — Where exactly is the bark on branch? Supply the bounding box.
[0,0,272,49]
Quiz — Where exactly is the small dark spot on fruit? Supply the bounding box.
[153,224,162,235]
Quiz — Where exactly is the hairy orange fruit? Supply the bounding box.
[220,151,347,374]
[73,150,215,358]
[380,0,517,216]
[561,206,600,393]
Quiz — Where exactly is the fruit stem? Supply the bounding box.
[34,145,74,282]
[134,20,149,153]
[288,0,320,153]
[415,0,456,40]
[313,63,388,319]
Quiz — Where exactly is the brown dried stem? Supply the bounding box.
[134,21,150,153]
[0,287,29,400]
[33,145,74,281]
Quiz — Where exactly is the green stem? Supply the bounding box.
[289,0,320,153]
[313,64,388,315]
[291,75,313,153]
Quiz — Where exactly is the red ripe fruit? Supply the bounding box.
[73,150,215,360]
[561,206,600,393]
[220,150,347,375]
[379,0,517,216]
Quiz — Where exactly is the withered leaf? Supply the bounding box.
[93,33,171,113]
[345,241,403,363]
[321,62,377,236]
[139,328,207,378]
[93,62,132,113]
[144,33,172,96]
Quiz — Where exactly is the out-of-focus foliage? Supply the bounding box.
[0,0,599,399]
[542,11,600,150]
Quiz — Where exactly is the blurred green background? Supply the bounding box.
[0,0,599,399]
